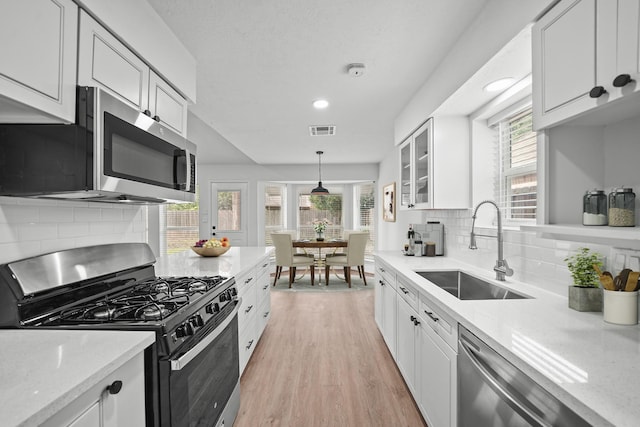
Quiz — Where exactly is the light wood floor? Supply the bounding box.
[233,289,427,427]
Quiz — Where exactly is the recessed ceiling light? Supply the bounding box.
[313,99,329,109]
[483,78,515,92]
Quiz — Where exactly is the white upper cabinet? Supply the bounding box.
[533,0,640,130]
[78,11,189,137]
[0,0,78,123]
[149,71,189,137]
[399,117,470,210]
[78,10,150,112]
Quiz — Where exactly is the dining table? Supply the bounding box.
[292,239,348,284]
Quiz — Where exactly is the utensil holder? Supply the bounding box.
[603,290,638,325]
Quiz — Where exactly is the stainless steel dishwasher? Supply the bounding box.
[458,326,591,426]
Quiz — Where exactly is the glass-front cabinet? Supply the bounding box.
[399,119,432,209]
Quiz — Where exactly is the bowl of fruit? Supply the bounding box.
[191,237,231,257]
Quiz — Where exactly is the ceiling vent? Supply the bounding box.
[309,125,336,136]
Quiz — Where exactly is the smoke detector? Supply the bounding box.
[347,63,365,77]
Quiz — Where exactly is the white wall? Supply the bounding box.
[0,197,147,264]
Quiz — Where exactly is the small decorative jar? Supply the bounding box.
[582,190,607,225]
[608,187,635,227]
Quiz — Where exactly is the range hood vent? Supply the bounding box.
[309,125,336,136]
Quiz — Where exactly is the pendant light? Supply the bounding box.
[311,150,329,195]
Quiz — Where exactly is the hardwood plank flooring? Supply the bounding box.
[233,289,427,427]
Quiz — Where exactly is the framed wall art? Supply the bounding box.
[383,182,396,222]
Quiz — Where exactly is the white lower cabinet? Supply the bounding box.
[237,254,272,375]
[374,260,397,356]
[375,259,458,427]
[396,295,420,396]
[41,351,146,427]
[417,314,457,427]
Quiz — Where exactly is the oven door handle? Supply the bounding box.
[170,299,241,371]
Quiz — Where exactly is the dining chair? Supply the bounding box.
[324,231,369,287]
[271,232,315,287]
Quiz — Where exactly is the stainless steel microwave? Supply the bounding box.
[0,86,196,204]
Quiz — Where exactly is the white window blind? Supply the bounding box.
[494,107,537,220]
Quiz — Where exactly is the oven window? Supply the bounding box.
[167,315,239,427]
[103,112,183,189]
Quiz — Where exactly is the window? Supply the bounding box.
[495,107,537,220]
[264,184,285,245]
[161,187,200,255]
[355,182,375,256]
[298,188,343,240]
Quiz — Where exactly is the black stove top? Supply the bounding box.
[54,276,229,324]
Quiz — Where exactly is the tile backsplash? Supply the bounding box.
[0,197,147,264]
[417,210,637,297]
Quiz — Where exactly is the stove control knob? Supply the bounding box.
[230,288,238,296]
[175,325,187,338]
[192,315,204,327]
[184,322,195,336]
[219,292,227,302]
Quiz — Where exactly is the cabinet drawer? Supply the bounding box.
[239,324,257,375]
[238,283,257,335]
[236,268,257,295]
[256,256,271,279]
[419,294,458,351]
[397,276,419,311]
[376,261,396,290]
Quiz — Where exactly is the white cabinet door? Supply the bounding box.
[418,321,457,427]
[398,117,469,209]
[42,351,146,427]
[381,283,397,357]
[78,10,150,111]
[149,71,189,137]
[533,0,640,129]
[0,0,78,123]
[396,296,418,395]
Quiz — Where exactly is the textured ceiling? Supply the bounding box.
[147,0,490,165]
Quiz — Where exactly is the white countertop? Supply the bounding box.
[376,251,640,427]
[0,329,155,427]
[154,246,273,277]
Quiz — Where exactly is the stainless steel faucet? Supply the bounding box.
[469,200,513,281]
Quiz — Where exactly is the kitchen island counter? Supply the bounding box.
[0,329,155,427]
[376,251,639,427]
[154,246,273,278]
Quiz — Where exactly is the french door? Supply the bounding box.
[210,182,248,246]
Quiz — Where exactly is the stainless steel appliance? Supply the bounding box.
[458,326,590,427]
[0,86,196,204]
[0,243,240,427]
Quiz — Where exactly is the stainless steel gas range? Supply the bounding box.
[0,243,240,427]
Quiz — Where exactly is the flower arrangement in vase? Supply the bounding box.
[312,219,330,241]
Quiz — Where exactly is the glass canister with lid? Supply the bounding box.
[608,187,635,227]
[583,189,607,225]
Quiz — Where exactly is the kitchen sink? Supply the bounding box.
[415,270,531,300]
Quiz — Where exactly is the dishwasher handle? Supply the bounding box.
[459,335,551,427]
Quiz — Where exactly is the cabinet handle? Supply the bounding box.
[107,380,123,395]
[408,204,415,208]
[143,109,151,117]
[263,285,268,290]
[410,315,420,326]
[245,305,253,314]
[246,339,254,350]
[245,277,253,284]
[613,73,634,87]
[153,115,160,122]
[399,286,409,294]
[424,310,439,323]
[263,311,270,318]
[588,86,607,98]
[379,280,385,286]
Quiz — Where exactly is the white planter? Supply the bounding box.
[603,290,639,325]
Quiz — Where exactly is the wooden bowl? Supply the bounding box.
[191,246,230,257]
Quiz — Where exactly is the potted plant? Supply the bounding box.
[564,247,603,312]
